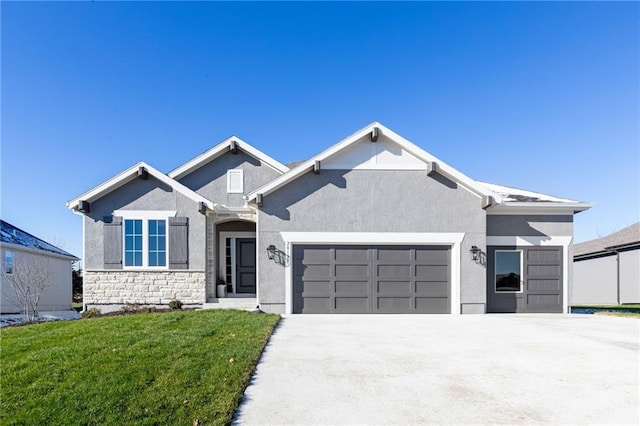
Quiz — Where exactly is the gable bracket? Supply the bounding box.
[256,193,263,207]
[371,127,379,142]
[426,161,438,176]
[313,160,321,174]
[230,140,239,155]
[482,195,496,209]
[138,166,149,180]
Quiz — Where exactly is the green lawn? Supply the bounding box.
[0,309,280,425]
[572,304,640,309]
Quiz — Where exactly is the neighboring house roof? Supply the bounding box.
[0,220,78,260]
[67,162,215,211]
[574,222,640,259]
[246,122,495,202]
[168,136,289,180]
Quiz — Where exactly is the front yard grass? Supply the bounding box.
[0,309,280,425]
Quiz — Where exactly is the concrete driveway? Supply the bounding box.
[234,315,639,425]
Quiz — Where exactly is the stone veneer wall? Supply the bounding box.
[84,271,206,305]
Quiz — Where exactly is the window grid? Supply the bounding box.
[148,220,167,267]
[124,219,143,267]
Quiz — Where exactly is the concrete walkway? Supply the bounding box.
[234,314,639,425]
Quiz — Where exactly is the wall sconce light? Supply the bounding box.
[470,245,481,262]
[266,245,276,260]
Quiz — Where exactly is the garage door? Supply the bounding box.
[486,246,563,313]
[293,245,450,314]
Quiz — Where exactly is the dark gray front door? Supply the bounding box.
[236,238,256,294]
[293,245,450,314]
[486,246,563,313]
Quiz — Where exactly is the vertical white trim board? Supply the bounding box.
[280,232,465,315]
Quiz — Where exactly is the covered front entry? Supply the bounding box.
[208,219,256,301]
[486,246,563,313]
[292,245,451,314]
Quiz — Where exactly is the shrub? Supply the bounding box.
[120,303,142,314]
[169,300,183,310]
[81,308,101,319]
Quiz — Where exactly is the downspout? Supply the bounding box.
[608,247,621,305]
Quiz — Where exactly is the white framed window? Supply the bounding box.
[123,219,167,268]
[4,251,14,274]
[495,250,523,293]
[227,169,244,193]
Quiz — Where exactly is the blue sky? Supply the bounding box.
[2,1,638,261]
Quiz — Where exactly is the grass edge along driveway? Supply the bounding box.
[0,309,280,426]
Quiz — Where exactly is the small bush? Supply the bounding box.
[169,300,183,310]
[120,303,142,314]
[81,308,101,319]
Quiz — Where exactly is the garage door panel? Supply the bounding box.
[377,281,412,295]
[293,245,450,314]
[378,264,411,279]
[416,249,450,263]
[335,297,368,313]
[302,297,332,313]
[415,297,449,313]
[415,281,448,296]
[416,265,448,281]
[527,264,560,277]
[377,297,411,313]
[335,281,368,296]
[377,249,412,262]
[301,281,332,297]
[302,264,331,279]
[335,248,369,262]
[527,279,561,292]
[336,264,369,278]
[300,248,331,263]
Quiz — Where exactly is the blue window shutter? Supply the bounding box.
[169,217,188,269]
[104,216,123,269]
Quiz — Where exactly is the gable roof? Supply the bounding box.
[168,136,289,180]
[574,222,640,259]
[67,162,214,211]
[1,220,78,260]
[246,122,494,202]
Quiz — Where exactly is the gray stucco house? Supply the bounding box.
[572,223,639,305]
[68,123,591,314]
[1,220,79,314]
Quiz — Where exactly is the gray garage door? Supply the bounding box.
[293,245,450,314]
[486,246,563,313]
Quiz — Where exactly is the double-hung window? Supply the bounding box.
[4,251,14,274]
[123,218,167,268]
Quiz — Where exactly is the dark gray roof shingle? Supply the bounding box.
[0,220,78,259]
[574,222,640,258]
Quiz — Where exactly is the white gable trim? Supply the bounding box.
[246,122,492,202]
[280,231,464,315]
[66,162,214,211]
[168,136,289,180]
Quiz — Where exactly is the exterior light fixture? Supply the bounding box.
[266,245,276,260]
[470,245,481,262]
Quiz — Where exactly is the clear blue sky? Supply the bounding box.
[2,1,638,261]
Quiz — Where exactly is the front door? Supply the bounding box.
[236,238,256,293]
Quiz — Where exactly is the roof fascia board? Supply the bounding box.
[247,122,492,201]
[486,202,593,215]
[67,162,213,210]
[0,242,79,261]
[168,136,289,180]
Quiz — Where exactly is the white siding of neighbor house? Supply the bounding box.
[0,246,73,314]
[572,250,640,305]
[619,250,640,303]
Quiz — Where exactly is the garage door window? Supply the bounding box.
[495,250,522,292]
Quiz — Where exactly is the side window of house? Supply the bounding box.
[4,251,14,274]
[227,169,244,193]
[124,219,167,268]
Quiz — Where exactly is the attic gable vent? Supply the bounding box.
[227,169,244,193]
